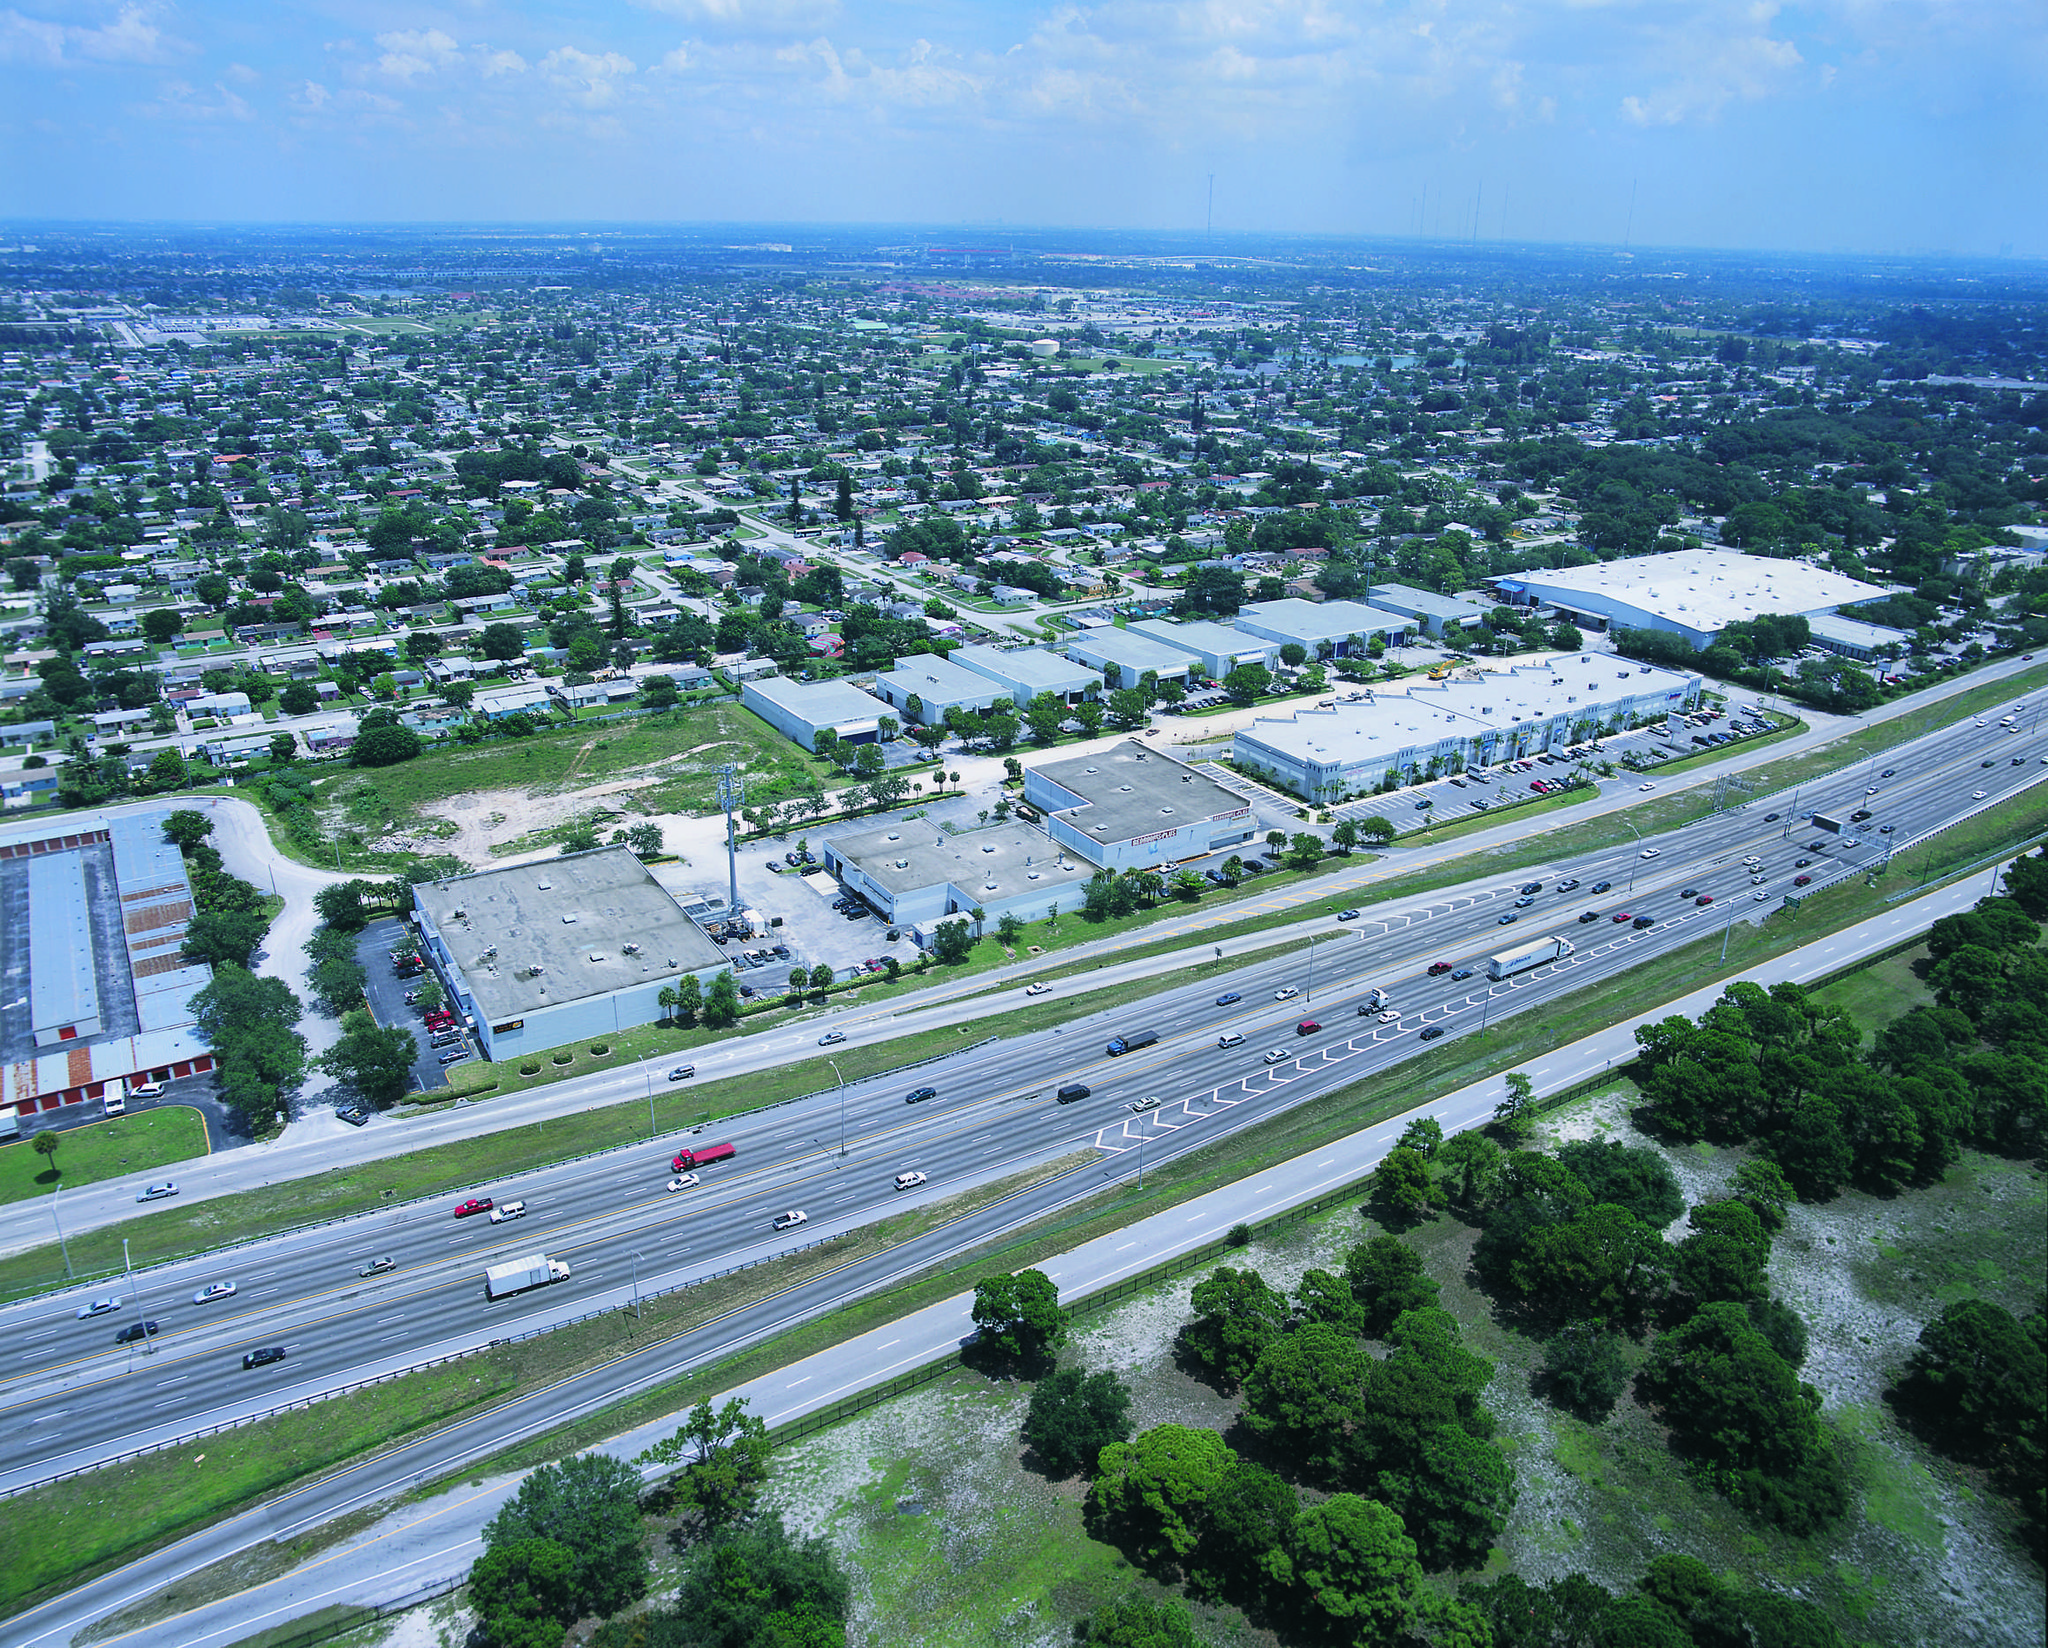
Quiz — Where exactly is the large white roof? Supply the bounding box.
[1499,549,1891,632]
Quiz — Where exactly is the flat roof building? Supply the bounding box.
[1128,618,1280,679]
[1805,611,1911,661]
[947,643,1100,707]
[1024,739,1256,870]
[870,653,1011,725]
[1490,549,1893,650]
[1234,656,1701,801]
[822,818,1094,940]
[413,847,730,1063]
[1233,598,1414,656]
[1062,627,1196,691]
[1361,582,1484,638]
[28,853,101,1045]
[741,675,889,751]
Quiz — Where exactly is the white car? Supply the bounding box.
[1218,1031,1246,1049]
[1377,1009,1400,1024]
[488,1200,527,1223]
[1129,1096,1160,1112]
[1640,848,1660,859]
[1753,890,1770,901]
[772,1210,808,1231]
[817,1030,845,1045]
[1024,982,1052,996]
[1274,986,1299,1001]
[192,1281,237,1305]
[76,1296,123,1319]
[1639,782,1656,791]
[1973,789,1989,799]
[893,1171,928,1190]
[136,1182,178,1203]
[1750,875,1767,885]
[666,1174,699,1192]
[1262,1048,1289,1065]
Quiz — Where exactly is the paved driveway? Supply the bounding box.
[351,920,442,1101]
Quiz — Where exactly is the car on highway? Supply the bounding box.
[1866,785,1880,795]
[1514,895,1534,908]
[242,1347,287,1369]
[1611,911,1633,922]
[1591,880,1612,894]
[1751,873,1768,884]
[1519,881,1542,895]
[1556,878,1580,892]
[1273,985,1299,1001]
[1681,887,1699,899]
[1377,1009,1401,1024]
[1056,1083,1092,1102]
[1130,1096,1161,1112]
[114,1320,160,1344]
[1451,968,1475,981]
[1262,1048,1290,1064]
[1497,913,1518,926]
[894,1172,928,1191]
[1337,909,1360,922]
[1639,782,1656,792]
[1640,847,1660,859]
[772,1210,808,1231]
[1754,890,1770,901]
[1427,962,1453,976]
[1633,915,1655,929]
[1295,1018,1321,1036]
[137,1182,178,1203]
[667,1065,696,1082]
[76,1296,122,1319]
[1218,1031,1246,1049]
[192,1281,237,1304]
[1973,789,1989,799]
[1793,874,1812,886]
[904,1084,940,1105]
[1763,813,1779,822]
[1695,894,1714,906]
[359,1257,396,1277]
[1882,768,1896,778]
[1578,910,1600,923]
[1215,991,1242,1006]
[666,1174,699,1192]
[1981,758,1996,768]
[1419,1026,1446,1042]
[1024,982,1053,996]
[1794,857,1812,867]
[817,1031,847,1047]
[488,1200,527,1224]
[453,1197,494,1218]
[1849,809,1873,822]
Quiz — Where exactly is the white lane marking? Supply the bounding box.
[787,1375,812,1388]
[1115,1242,1139,1251]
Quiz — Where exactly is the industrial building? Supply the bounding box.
[412,847,731,1063]
[1062,626,1197,691]
[1489,548,1893,650]
[0,813,218,1122]
[1024,740,1257,870]
[822,819,1095,941]
[1234,657,1701,801]
[1232,598,1414,656]
[1805,611,1912,661]
[869,653,1011,725]
[1361,583,1484,638]
[740,675,890,751]
[1128,618,1280,679]
[947,643,1100,708]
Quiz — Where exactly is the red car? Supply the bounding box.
[453,1197,494,1218]
[1427,962,1453,976]
[1611,911,1633,923]
[1695,894,1714,906]
[1295,1019,1321,1036]
[1793,874,1811,886]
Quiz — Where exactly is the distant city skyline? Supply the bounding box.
[0,1,2039,258]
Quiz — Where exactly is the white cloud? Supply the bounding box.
[639,0,840,31]
[374,27,460,82]
[0,2,179,67]
[541,45,636,107]
[132,77,252,121]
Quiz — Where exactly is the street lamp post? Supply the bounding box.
[51,1182,72,1280]
[629,1250,643,1323]
[1624,821,1642,891]
[121,1238,152,1355]
[827,1056,846,1157]
[646,1067,655,1139]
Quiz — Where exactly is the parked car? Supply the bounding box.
[335,1105,369,1127]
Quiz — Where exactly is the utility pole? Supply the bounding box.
[630,1250,643,1322]
[717,763,743,916]
[51,1182,72,1280]
[122,1238,152,1355]
[827,1056,846,1157]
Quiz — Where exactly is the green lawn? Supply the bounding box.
[0,1108,211,1209]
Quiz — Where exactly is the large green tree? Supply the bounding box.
[316,1009,420,1109]
[656,1514,849,1648]
[971,1269,1066,1367]
[1022,1365,1133,1479]
[1181,1267,1289,1392]
[1085,1424,1237,1571]
[1279,1494,1424,1644]
[478,1452,648,1622]
[637,1397,775,1531]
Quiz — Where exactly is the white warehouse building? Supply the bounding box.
[1234,657,1702,801]
[1023,740,1257,870]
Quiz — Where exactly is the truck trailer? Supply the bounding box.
[671,1140,737,1173]
[1485,936,1574,981]
[485,1254,572,1300]
[1105,1025,1160,1056]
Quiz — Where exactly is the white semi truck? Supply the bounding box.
[485,1254,572,1300]
[1485,936,1574,981]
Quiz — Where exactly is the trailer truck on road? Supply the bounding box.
[1485,936,1574,981]
[485,1254,572,1300]
[1106,1024,1160,1056]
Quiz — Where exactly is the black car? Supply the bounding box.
[1633,915,1655,929]
[1419,1026,1446,1042]
[1056,1083,1092,1103]
[1519,881,1542,895]
[1590,880,1612,894]
[1763,812,1779,822]
[1497,914,1518,926]
[243,1347,287,1369]
[1849,809,1873,822]
[1578,910,1600,923]
[905,1086,937,1104]
[114,1320,160,1344]
[1680,887,1699,899]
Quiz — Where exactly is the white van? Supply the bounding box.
[1217,1031,1246,1049]
[101,1091,126,1116]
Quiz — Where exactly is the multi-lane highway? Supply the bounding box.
[1,692,2042,1495]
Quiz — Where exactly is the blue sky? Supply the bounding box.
[0,1,2039,256]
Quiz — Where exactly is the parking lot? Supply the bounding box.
[353,919,457,1100]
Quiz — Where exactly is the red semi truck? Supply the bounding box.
[671,1141,737,1173]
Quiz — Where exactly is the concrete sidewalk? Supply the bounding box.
[41,869,1993,1648]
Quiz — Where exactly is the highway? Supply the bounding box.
[1,687,2042,1497]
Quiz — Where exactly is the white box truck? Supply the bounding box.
[1486,936,1574,981]
[485,1254,571,1300]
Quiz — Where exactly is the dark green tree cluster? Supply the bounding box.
[1636,898,2047,1196]
[970,1268,1066,1371]
[1021,1364,1134,1478]
[1467,1553,1846,1648]
[163,812,275,970]
[188,971,306,1136]
[471,1452,648,1647]
[1888,1298,2045,1558]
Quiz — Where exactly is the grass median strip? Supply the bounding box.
[0,1109,211,1212]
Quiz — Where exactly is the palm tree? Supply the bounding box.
[657,985,679,1025]
[969,905,986,937]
